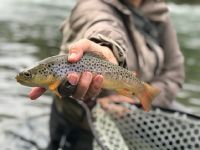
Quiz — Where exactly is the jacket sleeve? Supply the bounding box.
[60,0,130,67]
[151,16,185,107]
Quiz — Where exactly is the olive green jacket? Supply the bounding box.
[56,0,185,125]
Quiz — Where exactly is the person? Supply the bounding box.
[29,0,185,149]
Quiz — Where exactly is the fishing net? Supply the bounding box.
[90,103,200,150]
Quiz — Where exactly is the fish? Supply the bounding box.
[15,52,160,111]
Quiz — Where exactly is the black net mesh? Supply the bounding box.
[91,104,200,150]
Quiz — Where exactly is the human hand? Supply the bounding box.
[98,94,135,117]
[29,39,118,100]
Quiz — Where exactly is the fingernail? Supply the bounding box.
[96,76,103,83]
[94,76,103,90]
[68,52,77,60]
[68,75,78,85]
[85,72,92,80]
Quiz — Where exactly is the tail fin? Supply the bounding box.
[137,83,160,111]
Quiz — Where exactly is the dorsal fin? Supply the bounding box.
[85,51,108,61]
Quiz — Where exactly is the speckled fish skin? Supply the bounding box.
[16,53,160,111]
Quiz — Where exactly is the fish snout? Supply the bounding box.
[15,74,20,82]
[15,71,32,83]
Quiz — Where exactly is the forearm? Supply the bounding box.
[60,0,130,67]
[151,17,185,107]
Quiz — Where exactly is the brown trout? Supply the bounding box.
[16,52,160,111]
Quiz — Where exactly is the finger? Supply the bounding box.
[98,96,130,117]
[102,103,128,113]
[98,97,110,107]
[67,72,79,85]
[72,72,93,99]
[98,95,135,106]
[84,75,103,100]
[68,39,118,65]
[109,95,135,104]
[99,99,130,117]
[83,39,118,64]
[29,87,46,100]
[132,71,137,76]
[132,71,139,77]
[68,39,90,62]
[108,104,130,117]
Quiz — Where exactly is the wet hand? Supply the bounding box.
[66,39,118,100]
[66,72,103,100]
[29,39,118,100]
[98,94,135,117]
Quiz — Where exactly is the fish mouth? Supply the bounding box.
[15,74,21,83]
[15,74,37,87]
[15,74,29,86]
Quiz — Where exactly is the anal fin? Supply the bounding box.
[116,88,133,98]
[137,83,160,112]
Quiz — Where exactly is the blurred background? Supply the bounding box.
[0,0,199,149]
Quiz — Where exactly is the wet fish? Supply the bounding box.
[15,52,160,111]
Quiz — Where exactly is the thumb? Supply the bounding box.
[68,39,91,62]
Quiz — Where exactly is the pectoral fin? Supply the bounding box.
[48,80,62,98]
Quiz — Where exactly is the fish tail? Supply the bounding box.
[137,83,160,112]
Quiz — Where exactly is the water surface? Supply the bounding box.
[169,4,200,113]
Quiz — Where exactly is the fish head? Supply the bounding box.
[16,64,53,87]
[16,69,37,87]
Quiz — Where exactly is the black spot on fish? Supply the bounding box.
[195,143,199,148]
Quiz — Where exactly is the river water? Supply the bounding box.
[0,1,199,149]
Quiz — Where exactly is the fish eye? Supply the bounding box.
[24,71,31,78]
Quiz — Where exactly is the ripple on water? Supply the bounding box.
[0,42,39,54]
[177,83,200,114]
[169,4,200,50]
[0,0,75,149]
[0,56,37,69]
[183,83,200,93]
[0,42,39,69]
[189,98,200,106]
